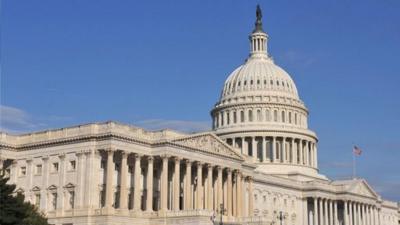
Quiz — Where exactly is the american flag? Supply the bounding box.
[353,145,362,156]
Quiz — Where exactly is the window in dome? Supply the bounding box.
[264,80,267,85]
[238,81,241,86]
[240,111,245,123]
[248,110,253,122]
[274,110,278,122]
[270,80,273,85]
[289,112,292,123]
[282,111,285,123]
[250,80,253,85]
[265,110,270,121]
[227,112,230,125]
[233,111,237,124]
[257,80,260,85]
[244,81,247,86]
[221,113,224,126]
[294,113,298,125]
[277,81,279,86]
[257,110,262,121]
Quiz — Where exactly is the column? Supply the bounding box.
[227,169,233,217]
[319,198,324,225]
[248,177,253,217]
[161,155,169,211]
[349,202,353,225]
[41,156,49,211]
[133,154,142,211]
[272,136,277,162]
[105,150,114,208]
[357,203,361,225]
[324,199,329,225]
[314,198,319,225]
[76,151,85,208]
[304,198,309,225]
[242,137,248,155]
[363,204,367,225]
[299,140,304,165]
[236,172,242,217]
[184,160,192,210]
[233,171,237,217]
[196,162,203,209]
[240,174,246,217]
[252,137,257,161]
[291,139,295,163]
[344,201,349,225]
[329,200,334,225]
[120,152,129,209]
[173,157,180,211]
[232,138,236,148]
[314,143,318,168]
[305,141,310,166]
[84,149,96,208]
[334,201,338,225]
[217,166,223,209]
[282,137,286,163]
[207,164,213,210]
[146,156,153,211]
[261,137,266,162]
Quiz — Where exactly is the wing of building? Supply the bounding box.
[0,5,399,225]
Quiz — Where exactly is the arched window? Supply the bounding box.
[233,111,237,124]
[257,110,262,121]
[274,110,278,122]
[240,111,245,123]
[221,113,224,126]
[289,112,292,124]
[248,110,253,122]
[281,111,285,123]
[227,112,230,125]
[265,110,270,121]
[295,113,298,125]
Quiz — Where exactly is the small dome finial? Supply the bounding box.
[254,4,263,32]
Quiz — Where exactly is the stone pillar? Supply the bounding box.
[236,172,242,217]
[76,151,86,209]
[252,137,257,161]
[319,197,324,225]
[119,152,129,209]
[344,201,349,225]
[305,141,310,166]
[196,162,203,209]
[232,138,236,148]
[314,143,318,168]
[184,160,192,210]
[248,177,253,217]
[85,149,96,208]
[272,136,277,162]
[334,200,338,225]
[207,164,213,210]
[161,155,169,211]
[357,203,361,225]
[282,137,286,163]
[363,204,367,225]
[233,171,237,217]
[217,166,223,209]
[41,156,49,211]
[314,198,319,225]
[329,200,334,225]
[133,154,142,211]
[146,156,153,211]
[105,150,114,208]
[173,157,180,211]
[227,169,233,217]
[349,202,353,225]
[299,140,304,165]
[324,199,328,225]
[304,198,309,225]
[262,137,266,162]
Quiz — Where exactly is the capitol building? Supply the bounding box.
[0,6,399,225]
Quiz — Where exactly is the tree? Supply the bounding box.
[0,173,49,225]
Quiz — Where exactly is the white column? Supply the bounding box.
[57,154,66,213]
[173,157,180,211]
[196,162,203,209]
[41,156,49,211]
[227,169,233,217]
[304,198,309,225]
[146,156,153,211]
[84,149,96,208]
[133,154,142,211]
[349,202,353,225]
[305,141,310,166]
[248,177,254,217]
[252,137,257,161]
[161,155,169,211]
[217,166,223,209]
[314,142,318,168]
[207,164,213,210]
[76,151,85,209]
[299,140,304,165]
[236,172,242,217]
[324,199,329,225]
[119,151,129,210]
[344,201,349,225]
[319,197,324,225]
[282,137,286,163]
[261,137,266,162]
[272,136,277,162]
[334,201,338,225]
[242,137,248,155]
[329,200,334,225]
[105,150,114,209]
[184,160,192,210]
[314,198,319,225]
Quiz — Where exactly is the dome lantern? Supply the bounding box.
[249,5,270,60]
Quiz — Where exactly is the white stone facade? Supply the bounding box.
[0,6,399,225]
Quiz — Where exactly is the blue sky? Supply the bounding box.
[1,0,399,201]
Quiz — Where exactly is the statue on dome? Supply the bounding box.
[254,4,263,32]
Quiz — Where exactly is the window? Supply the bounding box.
[69,191,75,209]
[52,162,59,172]
[274,110,278,122]
[250,80,253,85]
[233,111,237,124]
[257,80,260,85]
[69,160,76,170]
[221,113,224,126]
[265,110,270,121]
[227,112,230,125]
[34,193,41,207]
[240,111,245,123]
[282,111,285,123]
[295,113,298,125]
[52,193,58,210]
[257,110,262,121]
[244,81,247,86]
[35,164,42,175]
[20,167,26,176]
[289,112,292,123]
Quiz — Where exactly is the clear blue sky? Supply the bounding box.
[1,0,399,201]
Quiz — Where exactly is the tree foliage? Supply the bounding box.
[0,173,49,225]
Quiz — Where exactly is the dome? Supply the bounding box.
[221,57,299,101]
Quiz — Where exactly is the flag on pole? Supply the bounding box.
[353,145,362,156]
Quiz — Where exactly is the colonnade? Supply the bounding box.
[225,136,317,167]
[101,149,254,217]
[309,197,381,225]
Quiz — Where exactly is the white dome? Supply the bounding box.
[221,57,299,101]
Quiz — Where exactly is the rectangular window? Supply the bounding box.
[20,167,26,176]
[35,193,41,207]
[52,193,58,210]
[35,164,42,175]
[69,160,76,170]
[69,191,75,209]
[52,162,59,172]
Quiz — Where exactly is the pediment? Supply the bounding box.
[169,133,244,161]
[31,186,40,192]
[346,180,379,199]
[64,183,75,189]
[47,184,57,190]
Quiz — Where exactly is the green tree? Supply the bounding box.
[0,173,49,225]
